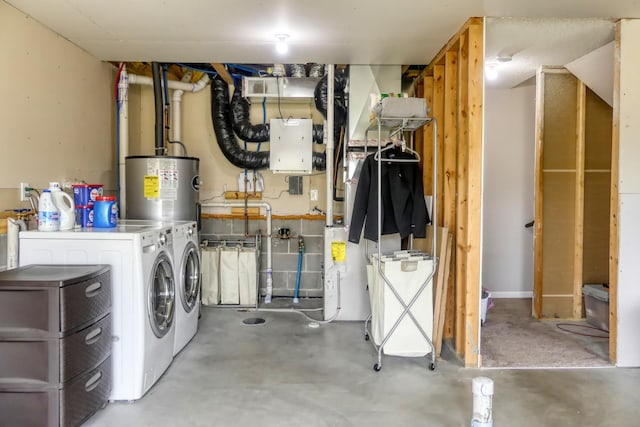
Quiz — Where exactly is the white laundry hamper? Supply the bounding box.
[368,253,434,357]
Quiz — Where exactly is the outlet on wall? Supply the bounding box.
[19,182,30,201]
[310,189,318,201]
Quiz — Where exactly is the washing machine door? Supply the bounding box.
[180,242,201,313]
[149,252,175,338]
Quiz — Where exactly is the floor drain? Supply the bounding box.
[242,317,266,325]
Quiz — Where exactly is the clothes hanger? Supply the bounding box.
[374,140,420,163]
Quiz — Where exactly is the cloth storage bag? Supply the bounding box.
[201,246,221,305]
[368,254,434,356]
[238,247,258,306]
[220,247,240,304]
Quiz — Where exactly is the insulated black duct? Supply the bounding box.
[151,61,164,155]
[314,71,348,127]
[230,90,270,142]
[230,87,324,144]
[211,76,269,169]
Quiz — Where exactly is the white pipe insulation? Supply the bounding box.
[117,68,209,216]
[200,202,273,303]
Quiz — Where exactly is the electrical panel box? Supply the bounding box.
[269,118,313,174]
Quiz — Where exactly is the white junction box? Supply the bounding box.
[269,118,313,174]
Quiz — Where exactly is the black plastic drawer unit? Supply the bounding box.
[0,264,112,427]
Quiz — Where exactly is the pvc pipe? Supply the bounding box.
[201,201,273,303]
[128,73,209,92]
[170,71,193,156]
[325,64,334,227]
[7,218,26,270]
[117,65,129,219]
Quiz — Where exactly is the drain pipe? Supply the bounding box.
[171,71,193,156]
[325,64,334,227]
[7,218,27,270]
[201,201,273,304]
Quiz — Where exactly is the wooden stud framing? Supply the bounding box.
[533,69,545,318]
[454,30,469,357]
[419,77,431,192]
[434,64,448,229]
[609,22,622,364]
[422,17,484,366]
[573,82,586,319]
[463,21,483,366]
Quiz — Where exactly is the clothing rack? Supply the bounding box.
[363,114,438,372]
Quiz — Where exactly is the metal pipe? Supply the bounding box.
[201,201,273,303]
[325,64,335,227]
[7,218,26,270]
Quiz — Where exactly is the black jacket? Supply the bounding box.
[348,148,429,243]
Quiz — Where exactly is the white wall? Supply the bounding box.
[615,19,640,367]
[0,1,115,210]
[482,84,536,298]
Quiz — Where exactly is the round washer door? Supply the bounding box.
[180,242,201,313]
[148,252,175,338]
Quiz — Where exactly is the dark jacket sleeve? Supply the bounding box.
[348,155,372,243]
[411,163,429,238]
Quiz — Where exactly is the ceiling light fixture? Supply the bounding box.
[485,63,499,81]
[275,34,289,55]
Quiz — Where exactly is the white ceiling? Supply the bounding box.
[4,0,640,89]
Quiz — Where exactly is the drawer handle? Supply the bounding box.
[143,244,156,253]
[85,282,102,298]
[85,371,103,392]
[85,327,103,345]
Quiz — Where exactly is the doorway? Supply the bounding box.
[480,17,614,368]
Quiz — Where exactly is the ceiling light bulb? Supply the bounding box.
[485,65,498,81]
[275,34,289,55]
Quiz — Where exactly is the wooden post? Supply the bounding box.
[573,82,586,319]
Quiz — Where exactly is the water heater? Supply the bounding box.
[125,156,200,223]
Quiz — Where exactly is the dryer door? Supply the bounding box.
[149,252,175,338]
[180,242,201,313]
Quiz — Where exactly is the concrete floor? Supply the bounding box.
[85,305,640,427]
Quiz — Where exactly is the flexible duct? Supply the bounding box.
[151,61,164,156]
[211,77,326,170]
[231,89,325,144]
[211,76,269,169]
[314,71,348,127]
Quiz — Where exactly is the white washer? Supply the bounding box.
[19,223,176,402]
[171,221,201,355]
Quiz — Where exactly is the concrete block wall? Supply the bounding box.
[201,217,325,299]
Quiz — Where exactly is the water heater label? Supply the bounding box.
[144,175,159,198]
[331,241,346,262]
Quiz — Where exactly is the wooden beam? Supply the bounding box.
[462,21,483,367]
[573,82,586,319]
[212,63,234,86]
[455,29,469,358]
[432,65,448,229]
[224,191,263,200]
[609,22,622,364]
[440,56,457,340]
[533,69,545,319]
[422,17,483,77]
[421,77,433,197]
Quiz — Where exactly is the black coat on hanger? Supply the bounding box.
[348,148,429,243]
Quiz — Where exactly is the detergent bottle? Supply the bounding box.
[38,189,60,231]
[49,182,76,230]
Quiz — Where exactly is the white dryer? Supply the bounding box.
[19,223,176,401]
[171,221,201,355]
